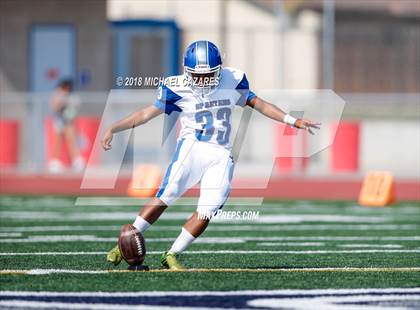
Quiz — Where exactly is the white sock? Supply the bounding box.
[133,216,151,233]
[169,227,196,254]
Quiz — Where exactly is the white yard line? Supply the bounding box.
[0,232,22,237]
[1,267,420,275]
[248,295,420,309]
[1,224,418,233]
[0,225,123,232]
[2,197,418,219]
[3,195,417,210]
[258,242,325,246]
[1,249,420,256]
[0,300,171,310]
[0,211,188,221]
[4,295,419,310]
[0,235,243,244]
[226,236,420,241]
[180,249,420,254]
[241,215,390,224]
[1,288,419,296]
[0,252,106,256]
[0,211,394,223]
[2,290,420,310]
[256,242,407,248]
[75,197,264,206]
[338,244,403,248]
[0,235,117,243]
[1,235,419,243]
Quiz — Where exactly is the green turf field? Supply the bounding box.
[0,196,419,292]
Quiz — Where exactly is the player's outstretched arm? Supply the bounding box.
[101,105,163,150]
[246,96,321,135]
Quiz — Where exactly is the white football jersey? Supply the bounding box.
[154,67,256,150]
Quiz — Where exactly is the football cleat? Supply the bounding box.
[107,244,122,265]
[160,251,186,270]
[128,264,150,271]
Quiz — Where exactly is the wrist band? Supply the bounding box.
[283,114,297,126]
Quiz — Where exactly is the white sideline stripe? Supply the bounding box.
[0,211,392,223]
[244,215,389,224]
[1,249,420,256]
[0,236,117,243]
[3,293,420,310]
[1,288,419,297]
[5,196,417,211]
[4,204,418,217]
[258,242,325,246]
[2,290,420,310]
[0,236,243,244]
[0,232,22,237]
[2,195,413,206]
[8,297,420,310]
[3,197,419,217]
[1,235,419,243]
[248,295,420,309]
[1,267,420,275]
[218,236,420,241]
[0,211,190,221]
[182,249,420,254]
[0,301,177,310]
[256,242,406,248]
[338,244,403,248]
[75,196,264,206]
[0,252,106,256]
[1,224,418,233]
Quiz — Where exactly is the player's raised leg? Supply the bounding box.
[162,154,234,270]
[108,138,200,265]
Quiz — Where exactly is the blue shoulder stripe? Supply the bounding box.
[236,74,250,90]
[235,74,256,106]
[154,84,183,115]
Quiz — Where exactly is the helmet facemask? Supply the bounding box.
[184,65,221,96]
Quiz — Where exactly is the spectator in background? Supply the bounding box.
[48,79,85,173]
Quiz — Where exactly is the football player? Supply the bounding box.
[102,40,320,270]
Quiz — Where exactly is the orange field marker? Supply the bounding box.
[358,171,396,207]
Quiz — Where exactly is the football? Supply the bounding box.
[118,224,146,266]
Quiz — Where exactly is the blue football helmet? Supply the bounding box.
[183,40,222,91]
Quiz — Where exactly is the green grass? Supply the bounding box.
[0,196,419,291]
[3,272,419,292]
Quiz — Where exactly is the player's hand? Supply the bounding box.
[295,119,321,135]
[101,129,113,150]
